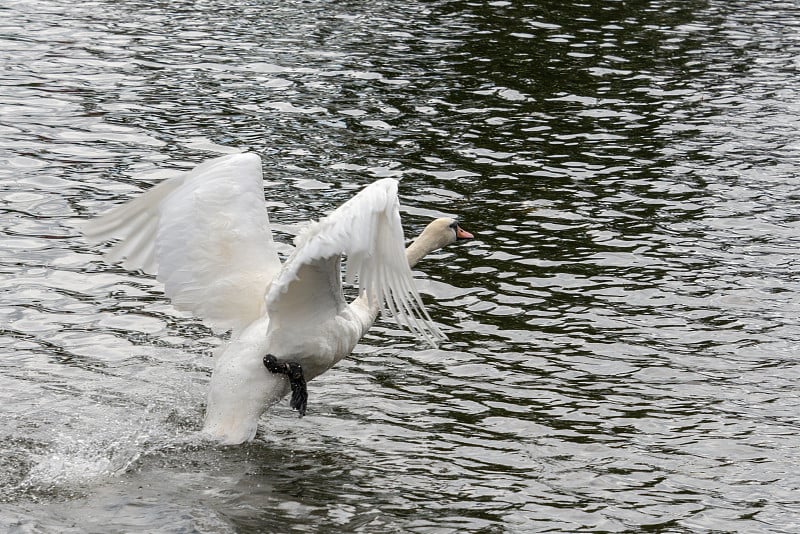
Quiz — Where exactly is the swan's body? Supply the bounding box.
[82,153,472,444]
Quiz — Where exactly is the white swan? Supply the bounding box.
[82,153,473,444]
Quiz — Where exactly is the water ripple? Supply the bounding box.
[2,0,800,532]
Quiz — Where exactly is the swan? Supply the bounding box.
[81,152,473,444]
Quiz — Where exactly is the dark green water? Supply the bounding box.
[1,0,799,532]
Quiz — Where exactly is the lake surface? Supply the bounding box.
[2,0,800,531]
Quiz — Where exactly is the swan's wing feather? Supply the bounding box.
[82,153,282,333]
[82,175,183,274]
[266,178,445,346]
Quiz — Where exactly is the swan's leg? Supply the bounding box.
[263,354,308,416]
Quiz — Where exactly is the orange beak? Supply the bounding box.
[455,225,473,240]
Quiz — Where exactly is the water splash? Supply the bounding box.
[19,403,176,498]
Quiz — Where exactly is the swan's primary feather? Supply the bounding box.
[266,178,445,346]
[82,153,283,334]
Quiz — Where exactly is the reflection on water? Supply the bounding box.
[2,0,800,531]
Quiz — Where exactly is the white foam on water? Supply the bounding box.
[23,403,172,491]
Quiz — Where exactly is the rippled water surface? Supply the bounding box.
[3,0,800,532]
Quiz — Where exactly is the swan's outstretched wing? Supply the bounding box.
[82,153,282,334]
[266,178,445,346]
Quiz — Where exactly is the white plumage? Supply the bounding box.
[83,153,281,334]
[82,152,470,444]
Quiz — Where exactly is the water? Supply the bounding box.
[2,0,800,531]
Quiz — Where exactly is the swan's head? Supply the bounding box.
[418,217,474,250]
[406,217,472,267]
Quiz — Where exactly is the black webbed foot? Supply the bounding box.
[286,362,307,416]
[263,354,308,417]
[262,354,284,374]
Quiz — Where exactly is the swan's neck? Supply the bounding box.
[405,232,440,268]
[349,230,441,324]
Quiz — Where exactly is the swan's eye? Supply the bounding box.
[449,220,459,230]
